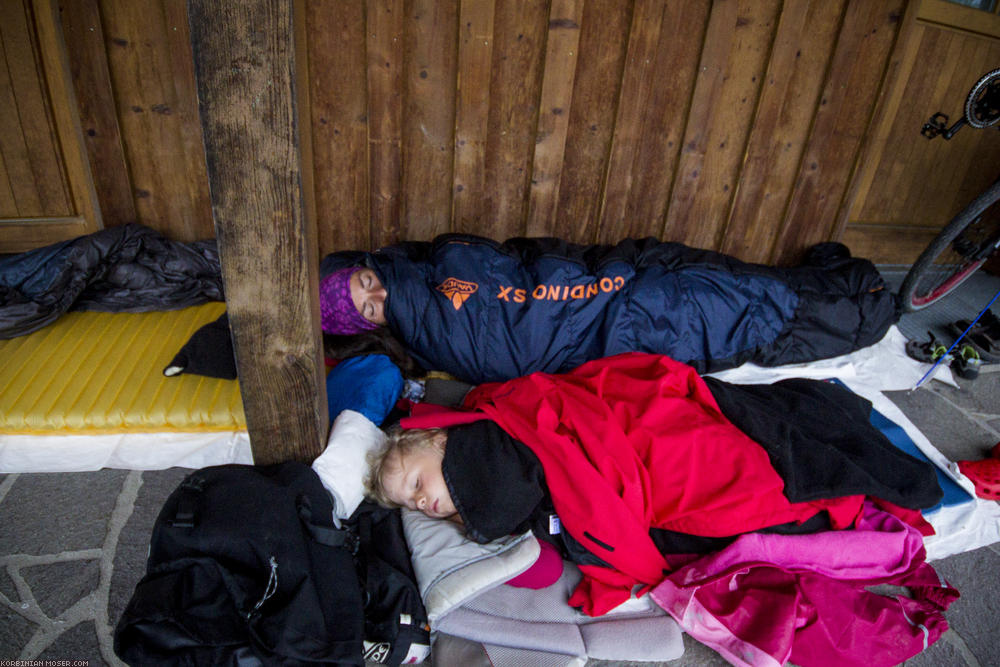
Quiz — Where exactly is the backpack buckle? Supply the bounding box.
[171,498,197,528]
[344,530,360,555]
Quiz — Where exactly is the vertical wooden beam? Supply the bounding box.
[187,0,326,465]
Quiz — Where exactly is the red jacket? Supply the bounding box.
[463,353,863,614]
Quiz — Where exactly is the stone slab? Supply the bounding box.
[903,629,975,667]
[925,546,1000,666]
[0,608,35,659]
[0,469,128,555]
[21,559,100,618]
[0,566,17,602]
[923,372,1000,422]
[109,467,189,630]
[885,386,998,463]
[36,620,103,664]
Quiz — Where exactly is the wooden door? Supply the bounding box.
[0,0,101,253]
[844,0,1000,264]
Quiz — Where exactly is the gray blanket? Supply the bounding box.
[0,224,223,339]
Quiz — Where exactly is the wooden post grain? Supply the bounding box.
[187,0,326,465]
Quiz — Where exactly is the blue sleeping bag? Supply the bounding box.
[323,234,898,384]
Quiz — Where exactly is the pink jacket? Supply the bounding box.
[650,502,958,667]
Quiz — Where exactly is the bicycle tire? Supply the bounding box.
[899,178,1000,312]
[964,67,1000,129]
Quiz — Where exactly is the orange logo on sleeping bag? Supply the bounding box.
[436,277,479,310]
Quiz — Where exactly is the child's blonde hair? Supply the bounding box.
[366,426,446,508]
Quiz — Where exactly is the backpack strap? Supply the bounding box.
[355,509,431,666]
[298,499,360,553]
[167,473,360,555]
[168,475,207,528]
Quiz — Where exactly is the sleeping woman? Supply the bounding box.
[365,353,942,616]
[320,234,899,384]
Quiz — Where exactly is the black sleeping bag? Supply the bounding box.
[0,223,223,339]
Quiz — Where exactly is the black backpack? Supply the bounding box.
[114,462,428,666]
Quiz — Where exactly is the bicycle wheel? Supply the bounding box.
[899,178,1000,311]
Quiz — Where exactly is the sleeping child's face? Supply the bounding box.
[381,441,458,520]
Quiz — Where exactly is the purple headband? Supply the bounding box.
[320,267,381,335]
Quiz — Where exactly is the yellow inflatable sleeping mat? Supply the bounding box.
[0,303,245,434]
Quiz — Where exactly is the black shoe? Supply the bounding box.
[948,318,1000,363]
[980,309,1000,339]
[952,345,982,380]
[906,331,951,364]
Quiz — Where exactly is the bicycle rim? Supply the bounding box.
[908,258,987,308]
[900,179,1000,311]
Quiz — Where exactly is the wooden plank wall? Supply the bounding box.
[61,0,920,265]
[59,0,214,241]
[844,0,1000,264]
[0,0,102,252]
[1,0,73,219]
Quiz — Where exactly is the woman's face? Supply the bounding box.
[349,268,387,325]
[382,442,458,520]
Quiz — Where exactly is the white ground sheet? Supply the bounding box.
[0,431,252,472]
[709,325,1000,560]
